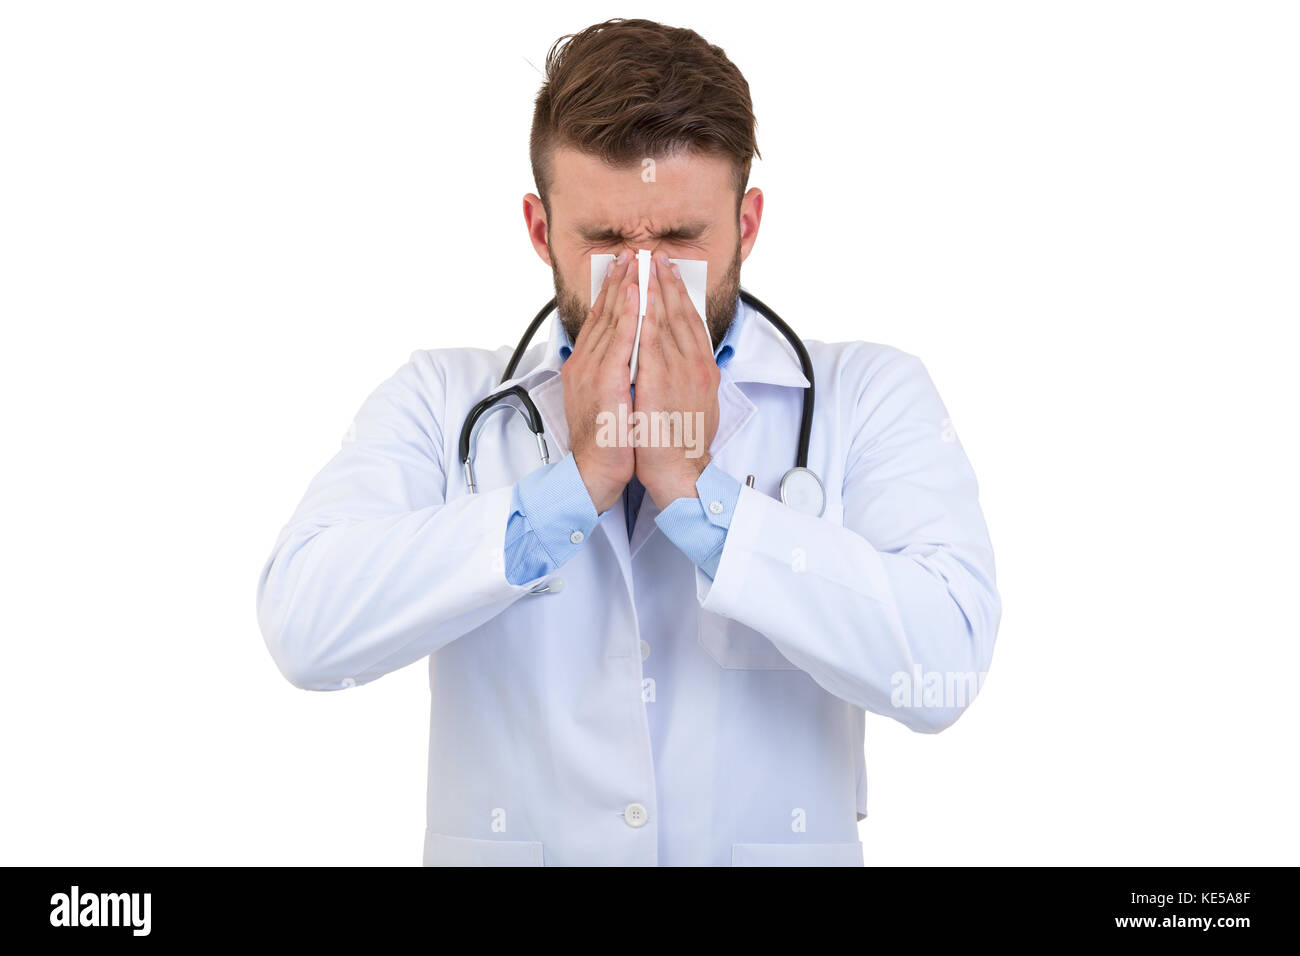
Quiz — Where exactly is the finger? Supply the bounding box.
[574,256,621,353]
[655,251,710,357]
[635,318,665,385]
[585,252,635,356]
[608,281,639,367]
[588,281,637,382]
[642,262,680,365]
[596,254,641,359]
[651,252,697,358]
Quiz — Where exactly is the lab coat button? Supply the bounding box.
[708,500,723,514]
[640,640,650,661]
[624,802,648,828]
[570,530,584,544]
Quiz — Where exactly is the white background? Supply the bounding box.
[2,1,1296,865]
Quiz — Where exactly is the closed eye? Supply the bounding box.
[576,222,710,245]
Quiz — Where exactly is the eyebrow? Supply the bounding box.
[574,221,710,244]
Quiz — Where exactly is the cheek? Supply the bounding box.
[696,243,736,287]
[704,253,733,295]
[553,254,589,299]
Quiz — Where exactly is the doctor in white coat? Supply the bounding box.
[257,17,1000,866]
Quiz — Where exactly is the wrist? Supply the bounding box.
[643,454,711,508]
[572,450,627,514]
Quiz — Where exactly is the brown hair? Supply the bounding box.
[530,18,760,218]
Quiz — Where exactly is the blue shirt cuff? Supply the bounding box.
[652,462,742,579]
[504,452,600,585]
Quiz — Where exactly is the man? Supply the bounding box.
[257,18,1000,867]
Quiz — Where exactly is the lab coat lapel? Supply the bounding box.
[709,371,760,458]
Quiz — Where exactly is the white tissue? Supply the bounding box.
[589,251,708,383]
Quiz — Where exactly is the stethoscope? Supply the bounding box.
[458,289,826,518]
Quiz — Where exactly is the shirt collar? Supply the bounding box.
[557,297,746,368]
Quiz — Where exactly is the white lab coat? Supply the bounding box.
[257,295,1001,866]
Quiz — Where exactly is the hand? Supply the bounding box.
[564,249,639,513]
[632,251,720,508]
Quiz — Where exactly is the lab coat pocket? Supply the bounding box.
[732,841,864,867]
[698,610,799,670]
[423,830,544,867]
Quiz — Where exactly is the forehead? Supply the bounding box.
[547,146,734,231]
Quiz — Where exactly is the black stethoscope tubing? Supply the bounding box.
[458,289,818,508]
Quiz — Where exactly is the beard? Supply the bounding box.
[551,238,742,353]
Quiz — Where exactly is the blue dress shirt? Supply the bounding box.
[503,302,745,584]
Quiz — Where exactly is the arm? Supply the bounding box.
[696,350,1001,733]
[257,352,566,690]
[260,251,642,691]
[503,452,601,585]
[653,462,741,579]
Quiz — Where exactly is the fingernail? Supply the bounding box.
[616,249,630,264]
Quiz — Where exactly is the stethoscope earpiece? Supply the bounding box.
[459,384,549,493]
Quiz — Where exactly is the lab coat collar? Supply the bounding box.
[720,292,812,389]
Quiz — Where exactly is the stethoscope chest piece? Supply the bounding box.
[779,466,826,517]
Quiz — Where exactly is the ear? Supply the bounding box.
[523,194,551,266]
[738,187,763,262]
